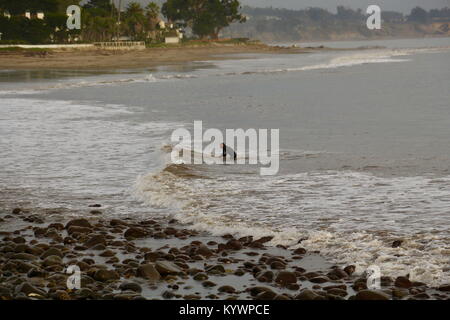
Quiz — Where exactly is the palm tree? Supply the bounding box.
[145,2,160,30]
[124,2,146,40]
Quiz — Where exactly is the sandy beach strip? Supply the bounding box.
[0,43,311,71]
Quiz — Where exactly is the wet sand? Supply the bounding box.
[0,43,310,71]
[0,205,449,300]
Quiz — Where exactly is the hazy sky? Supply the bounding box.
[119,1,450,14]
[241,0,450,13]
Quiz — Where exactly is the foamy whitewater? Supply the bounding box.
[1,38,449,286]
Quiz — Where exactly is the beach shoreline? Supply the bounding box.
[0,204,448,300]
[0,43,314,71]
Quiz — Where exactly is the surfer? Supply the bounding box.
[220,143,237,161]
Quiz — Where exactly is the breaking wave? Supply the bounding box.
[134,163,450,286]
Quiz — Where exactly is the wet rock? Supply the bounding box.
[202,280,217,288]
[48,223,64,231]
[218,285,236,293]
[392,240,403,248]
[309,276,330,284]
[27,268,47,278]
[247,286,275,297]
[42,255,62,267]
[13,244,30,253]
[411,281,426,287]
[303,271,321,279]
[270,261,286,270]
[327,288,347,297]
[205,264,225,274]
[154,232,166,239]
[392,288,409,299]
[0,285,12,299]
[225,239,243,251]
[194,244,213,258]
[93,269,120,282]
[293,247,306,255]
[355,289,390,300]
[67,226,91,235]
[183,294,202,300]
[164,227,177,236]
[287,283,300,291]
[136,264,161,281]
[352,278,368,291]
[234,269,245,276]
[66,218,92,229]
[12,237,25,244]
[395,276,412,288]
[12,208,22,215]
[54,290,71,300]
[41,248,63,259]
[15,282,46,298]
[11,253,37,261]
[438,284,450,292]
[193,273,208,281]
[257,270,274,282]
[91,244,106,252]
[275,271,297,286]
[113,293,141,300]
[144,252,161,262]
[15,261,36,273]
[110,219,128,227]
[119,282,142,293]
[343,265,356,276]
[124,227,147,240]
[99,250,115,257]
[294,289,321,300]
[327,267,348,280]
[380,276,393,286]
[162,290,176,299]
[254,236,274,244]
[413,292,430,299]
[323,284,347,291]
[255,290,277,300]
[155,261,183,275]
[84,235,106,248]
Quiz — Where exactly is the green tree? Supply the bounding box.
[408,7,429,23]
[162,0,245,39]
[123,2,146,40]
[0,0,61,14]
[145,2,160,30]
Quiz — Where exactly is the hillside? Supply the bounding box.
[222,6,450,42]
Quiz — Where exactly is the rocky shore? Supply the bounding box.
[0,206,449,300]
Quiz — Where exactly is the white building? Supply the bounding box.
[165,36,179,44]
[158,20,166,29]
[37,11,45,20]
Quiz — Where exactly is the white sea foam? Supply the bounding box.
[0,73,165,95]
[134,166,450,286]
[0,97,183,215]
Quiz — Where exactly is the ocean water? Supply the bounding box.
[1,38,449,286]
